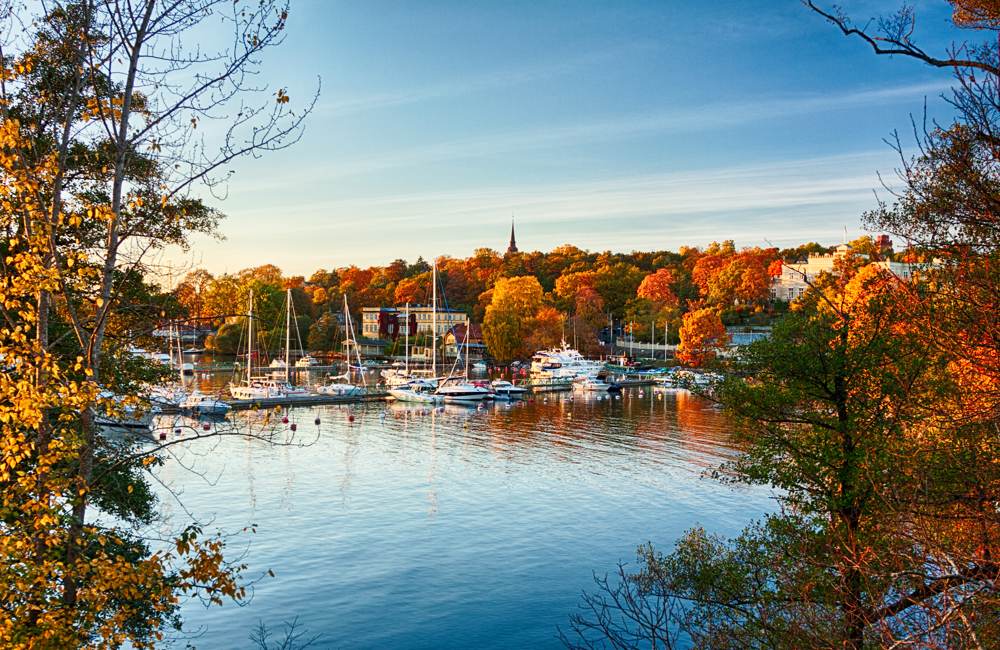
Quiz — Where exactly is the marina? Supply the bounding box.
[150,383,773,649]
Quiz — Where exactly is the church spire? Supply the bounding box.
[506,216,518,254]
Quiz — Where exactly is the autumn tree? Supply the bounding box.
[0,0,314,645]
[482,276,544,362]
[676,308,728,366]
[636,268,678,307]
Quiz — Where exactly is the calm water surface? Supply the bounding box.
[149,377,773,649]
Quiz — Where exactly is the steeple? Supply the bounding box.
[506,217,518,255]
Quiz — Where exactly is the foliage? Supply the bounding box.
[0,0,312,645]
[676,308,727,366]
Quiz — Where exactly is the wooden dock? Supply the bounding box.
[226,391,389,410]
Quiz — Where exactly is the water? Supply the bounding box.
[148,380,773,649]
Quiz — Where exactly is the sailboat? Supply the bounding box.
[229,290,308,400]
[317,296,365,396]
[435,324,490,403]
[148,321,189,409]
[388,265,445,403]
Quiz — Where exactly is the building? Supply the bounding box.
[771,243,930,301]
[361,305,467,339]
[443,323,486,361]
[506,218,518,255]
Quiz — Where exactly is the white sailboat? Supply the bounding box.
[389,266,446,403]
[229,290,307,400]
[318,295,365,396]
[435,324,490,403]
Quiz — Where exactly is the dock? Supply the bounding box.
[226,391,388,410]
[157,390,389,414]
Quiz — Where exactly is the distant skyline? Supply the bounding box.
[171,0,961,278]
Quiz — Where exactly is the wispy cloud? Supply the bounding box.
[227,150,897,252]
[316,42,656,117]
[202,147,891,272]
[282,80,950,182]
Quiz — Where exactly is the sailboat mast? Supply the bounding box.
[432,261,437,377]
[247,290,254,383]
[664,321,668,361]
[176,321,183,383]
[405,302,410,374]
[464,318,470,377]
[285,289,291,382]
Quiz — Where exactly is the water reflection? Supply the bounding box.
[151,373,771,650]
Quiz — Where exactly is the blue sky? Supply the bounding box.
[178,0,961,276]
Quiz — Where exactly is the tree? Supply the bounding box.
[306,313,341,353]
[637,268,678,307]
[482,276,544,362]
[0,0,314,644]
[676,308,727,366]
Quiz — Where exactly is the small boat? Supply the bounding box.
[148,385,187,409]
[93,391,159,430]
[389,380,443,404]
[182,347,206,354]
[181,391,231,416]
[295,355,319,368]
[472,361,488,371]
[269,359,287,369]
[490,379,528,398]
[316,372,363,396]
[436,379,491,403]
[573,376,611,392]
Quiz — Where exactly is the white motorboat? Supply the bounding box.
[296,355,319,367]
[181,391,231,416]
[93,391,159,430]
[573,376,611,392]
[389,380,443,404]
[316,372,363,396]
[472,361,488,371]
[436,379,491,403]
[490,379,528,398]
[530,341,603,380]
[269,359,287,369]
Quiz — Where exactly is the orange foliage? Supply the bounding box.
[677,307,729,366]
[637,268,678,306]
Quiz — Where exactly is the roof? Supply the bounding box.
[449,323,483,342]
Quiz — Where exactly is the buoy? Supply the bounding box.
[348,414,355,423]
[159,431,167,440]
[174,428,181,434]
[281,416,289,424]
[314,417,321,425]
[290,423,297,431]
[202,422,210,431]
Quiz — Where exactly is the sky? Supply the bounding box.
[172,0,964,277]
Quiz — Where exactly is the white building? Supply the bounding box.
[361,305,466,339]
[771,244,929,301]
